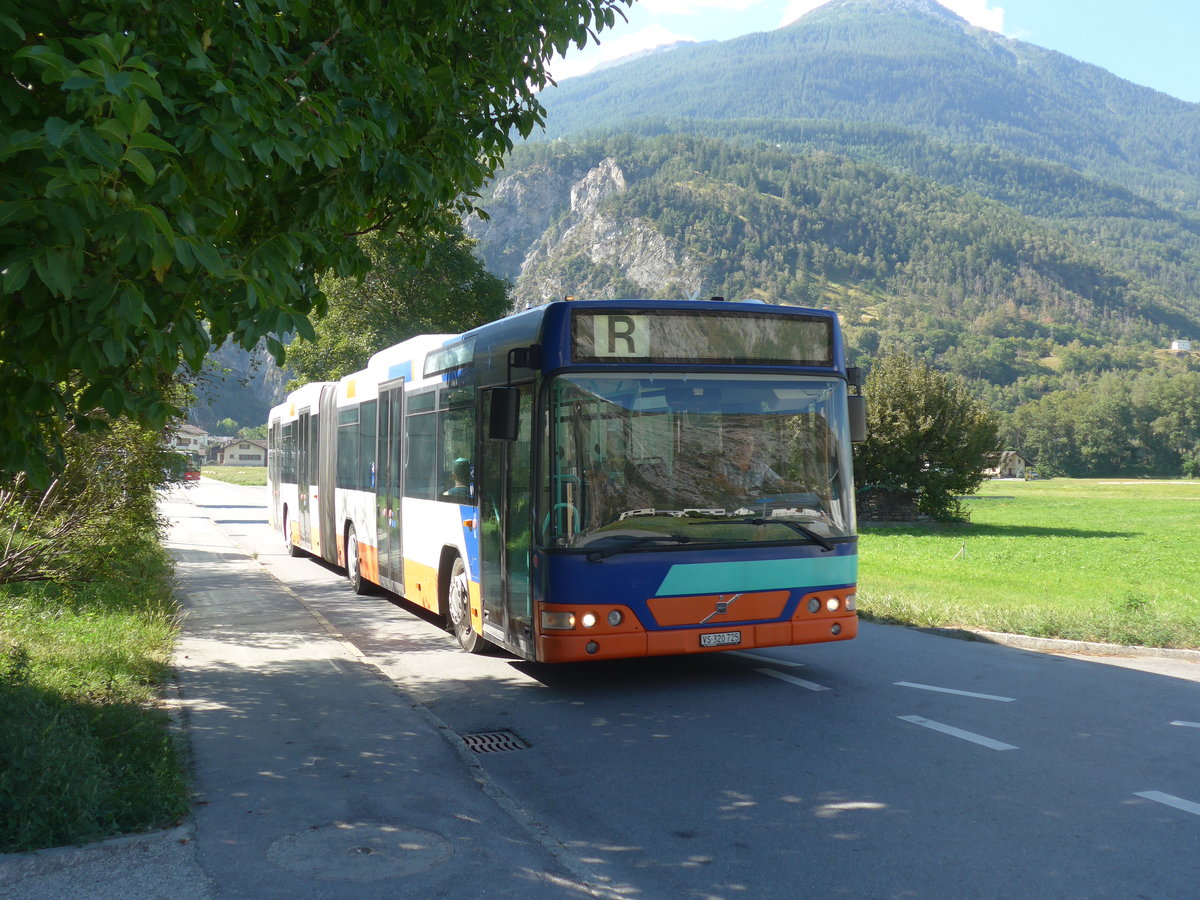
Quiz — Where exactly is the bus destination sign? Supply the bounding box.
[572,309,833,367]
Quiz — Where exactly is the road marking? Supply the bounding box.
[733,651,805,667]
[898,716,1018,750]
[895,681,1016,702]
[1135,791,1200,817]
[757,668,829,691]
[1171,721,1200,729]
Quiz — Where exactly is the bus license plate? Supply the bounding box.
[700,631,742,647]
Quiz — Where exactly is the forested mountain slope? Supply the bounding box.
[471,135,1200,360]
[535,0,1200,211]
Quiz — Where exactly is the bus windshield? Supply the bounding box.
[544,373,856,550]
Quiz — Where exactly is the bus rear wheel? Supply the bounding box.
[345,525,370,595]
[283,508,302,557]
[447,556,486,654]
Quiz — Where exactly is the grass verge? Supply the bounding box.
[201,465,267,486]
[858,478,1200,649]
[0,523,189,853]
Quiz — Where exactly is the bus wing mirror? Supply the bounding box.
[489,387,520,441]
[848,394,868,443]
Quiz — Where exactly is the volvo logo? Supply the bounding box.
[699,592,743,625]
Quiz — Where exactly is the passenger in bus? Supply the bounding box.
[717,431,786,496]
[442,458,473,501]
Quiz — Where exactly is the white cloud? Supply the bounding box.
[549,25,697,81]
[780,0,1006,33]
[943,0,1005,32]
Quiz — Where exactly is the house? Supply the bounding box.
[1170,338,1193,352]
[983,450,1032,479]
[169,423,210,454]
[209,438,268,466]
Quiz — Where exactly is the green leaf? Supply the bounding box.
[2,257,32,293]
[210,131,241,160]
[132,100,153,134]
[0,15,25,40]
[136,204,175,243]
[96,118,129,143]
[129,70,164,102]
[14,45,70,81]
[104,70,133,95]
[129,132,179,154]
[61,75,99,90]
[32,249,79,299]
[44,117,77,148]
[124,148,156,184]
[0,201,34,228]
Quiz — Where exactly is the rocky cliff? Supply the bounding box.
[469,156,704,307]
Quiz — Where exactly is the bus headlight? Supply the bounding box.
[845,594,857,612]
[826,597,840,612]
[581,612,597,628]
[541,611,575,630]
[607,610,624,627]
[808,597,821,614]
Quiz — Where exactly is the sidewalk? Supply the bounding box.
[1,490,596,899]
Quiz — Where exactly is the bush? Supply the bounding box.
[854,354,999,520]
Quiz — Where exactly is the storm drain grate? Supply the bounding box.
[461,730,528,753]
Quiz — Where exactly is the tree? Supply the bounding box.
[212,417,240,437]
[1,0,631,482]
[854,354,1000,520]
[287,222,511,384]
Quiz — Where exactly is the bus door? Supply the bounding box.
[297,408,312,545]
[269,419,281,529]
[481,384,534,657]
[317,385,339,564]
[376,381,406,594]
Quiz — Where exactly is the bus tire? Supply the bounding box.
[345,525,370,596]
[283,507,302,557]
[446,555,486,654]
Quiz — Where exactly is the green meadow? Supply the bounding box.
[200,465,268,486]
[857,479,1200,649]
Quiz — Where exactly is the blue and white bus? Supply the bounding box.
[268,298,866,663]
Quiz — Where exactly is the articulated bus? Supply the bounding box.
[268,298,866,663]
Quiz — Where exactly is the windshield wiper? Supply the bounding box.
[690,517,836,552]
[585,534,693,561]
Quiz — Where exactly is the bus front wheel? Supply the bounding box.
[446,556,486,654]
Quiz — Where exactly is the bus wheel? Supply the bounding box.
[447,556,486,654]
[283,508,302,557]
[345,525,370,595]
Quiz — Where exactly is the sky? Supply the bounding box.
[549,0,1200,103]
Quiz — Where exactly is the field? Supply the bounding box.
[858,479,1200,649]
[201,465,267,486]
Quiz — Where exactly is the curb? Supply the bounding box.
[0,825,194,883]
[917,626,1200,662]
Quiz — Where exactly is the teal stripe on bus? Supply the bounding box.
[654,555,857,597]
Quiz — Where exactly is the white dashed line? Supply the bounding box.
[756,668,830,691]
[898,715,1018,750]
[1135,791,1200,817]
[1170,721,1200,729]
[732,651,805,667]
[895,681,1016,702]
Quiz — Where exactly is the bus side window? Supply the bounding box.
[439,405,476,503]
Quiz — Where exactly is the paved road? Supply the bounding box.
[5,478,1198,898]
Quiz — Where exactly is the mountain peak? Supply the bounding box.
[810,0,967,21]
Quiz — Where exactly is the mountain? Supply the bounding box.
[534,0,1200,212]
[466,0,1200,408]
[189,340,289,432]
